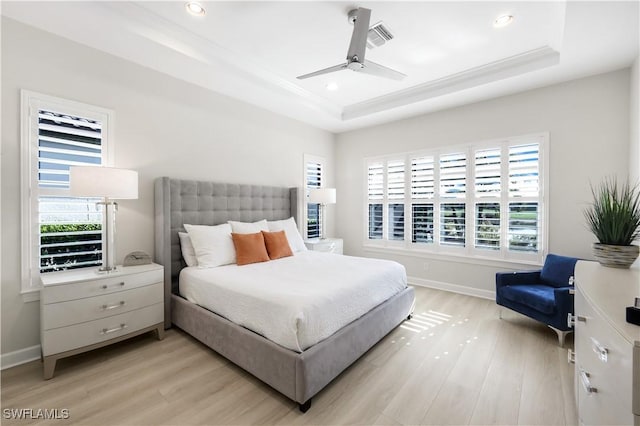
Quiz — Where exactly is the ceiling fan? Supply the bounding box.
[296,7,406,81]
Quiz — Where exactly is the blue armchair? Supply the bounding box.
[496,254,578,346]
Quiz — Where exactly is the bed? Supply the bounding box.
[154,177,415,412]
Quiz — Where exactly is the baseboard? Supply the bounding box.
[408,276,495,300]
[1,345,41,370]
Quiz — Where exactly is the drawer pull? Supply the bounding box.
[567,313,586,328]
[100,324,127,335]
[567,349,575,364]
[101,301,125,311]
[579,368,597,394]
[101,282,125,290]
[590,337,608,362]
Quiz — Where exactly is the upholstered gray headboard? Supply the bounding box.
[154,177,299,328]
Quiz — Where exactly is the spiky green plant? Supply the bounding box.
[584,178,640,246]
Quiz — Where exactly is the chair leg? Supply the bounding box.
[498,307,503,319]
[548,326,571,347]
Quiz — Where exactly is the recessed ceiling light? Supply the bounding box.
[493,14,514,28]
[185,2,206,17]
[326,82,339,91]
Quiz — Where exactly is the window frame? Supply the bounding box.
[363,133,549,266]
[303,154,326,240]
[20,90,114,300]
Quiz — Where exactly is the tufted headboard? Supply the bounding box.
[154,177,299,328]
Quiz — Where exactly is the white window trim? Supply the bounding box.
[20,90,115,301]
[363,132,549,267]
[303,153,326,240]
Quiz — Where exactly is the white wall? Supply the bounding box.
[336,70,631,297]
[630,56,639,270]
[630,56,639,184]
[1,18,335,357]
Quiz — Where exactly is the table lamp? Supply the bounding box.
[309,188,336,240]
[69,166,138,272]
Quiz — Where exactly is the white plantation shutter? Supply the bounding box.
[412,203,434,243]
[411,156,435,244]
[305,160,323,239]
[475,202,500,250]
[364,135,545,261]
[440,203,465,246]
[411,156,435,199]
[37,109,105,272]
[440,153,466,198]
[509,202,539,252]
[475,148,501,197]
[367,162,384,240]
[509,144,539,197]
[508,143,540,252]
[387,160,405,240]
[368,162,384,200]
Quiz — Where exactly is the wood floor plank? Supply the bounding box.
[1,287,577,426]
[468,316,530,425]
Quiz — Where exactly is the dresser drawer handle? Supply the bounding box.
[567,349,575,364]
[567,313,586,328]
[101,301,125,311]
[590,337,608,362]
[579,368,598,394]
[101,282,125,290]
[101,324,127,335]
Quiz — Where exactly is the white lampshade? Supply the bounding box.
[69,166,138,199]
[309,188,336,205]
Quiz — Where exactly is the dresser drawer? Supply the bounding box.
[42,303,163,356]
[576,290,633,407]
[42,268,163,304]
[42,282,163,330]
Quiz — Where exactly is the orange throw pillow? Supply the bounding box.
[262,230,294,260]
[231,232,270,266]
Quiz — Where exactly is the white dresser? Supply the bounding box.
[40,263,165,379]
[573,261,640,425]
[304,238,343,254]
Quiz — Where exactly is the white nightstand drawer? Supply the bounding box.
[43,282,163,330]
[42,268,163,304]
[42,303,163,356]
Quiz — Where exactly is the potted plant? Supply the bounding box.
[584,177,640,268]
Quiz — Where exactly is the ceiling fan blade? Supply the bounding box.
[296,63,347,80]
[361,60,406,80]
[346,7,371,63]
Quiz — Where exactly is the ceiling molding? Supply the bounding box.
[342,46,560,120]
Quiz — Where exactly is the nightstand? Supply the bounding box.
[40,263,165,379]
[304,238,343,254]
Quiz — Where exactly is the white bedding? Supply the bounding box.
[179,251,407,352]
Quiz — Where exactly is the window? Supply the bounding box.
[364,134,547,263]
[21,91,113,294]
[304,155,325,239]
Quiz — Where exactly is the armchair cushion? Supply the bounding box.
[540,254,578,288]
[500,284,556,315]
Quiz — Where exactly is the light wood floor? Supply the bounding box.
[1,287,577,425]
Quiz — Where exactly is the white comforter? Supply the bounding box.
[179,251,407,352]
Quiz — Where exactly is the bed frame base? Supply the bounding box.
[171,286,415,408]
[299,399,312,413]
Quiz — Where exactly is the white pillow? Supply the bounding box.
[228,219,268,234]
[178,232,198,267]
[267,217,307,253]
[184,223,236,268]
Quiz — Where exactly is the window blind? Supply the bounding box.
[38,110,104,272]
[306,161,323,239]
[475,148,501,197]
[440,152,466,198]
